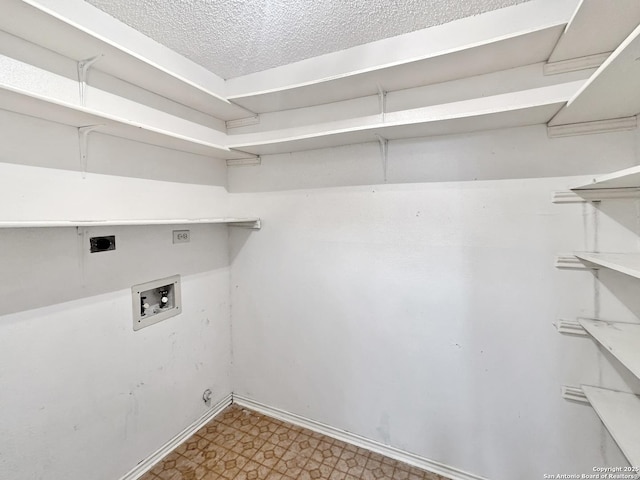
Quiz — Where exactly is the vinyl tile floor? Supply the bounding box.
[141,404,450,480]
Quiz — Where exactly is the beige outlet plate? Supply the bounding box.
[173,230,190,243]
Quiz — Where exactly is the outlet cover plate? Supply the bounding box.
[173,230,190,243]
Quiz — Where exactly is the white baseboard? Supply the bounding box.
[117,393,488,480]
[233,394,489,480]
[119,393,233,480]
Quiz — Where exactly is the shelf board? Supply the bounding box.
[548,0,640,63]
[582,386,640,467]
[0,83,252,160]
[579,319,640,380]
[1,0,251,120]
[0,218,261,228]
[574,252,640,280]
[549,22,640,126]
[228,82,583,156]
[227,25,566,113]
[572,165,640,190]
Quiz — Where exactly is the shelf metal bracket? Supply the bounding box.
[554,188,640,203]
[562,385,590,404]
[228,219,262,230]
[552,191,588,204]
[226,115,260,130]
[555,255,599,270]
[78,125,102,178]
[548,116,637,139]
[543,52,610,76]
[375,134,389,183]
[377,86,387,121]
[554,319,588,336]
[226,156,262,167]
[77,54,103,106]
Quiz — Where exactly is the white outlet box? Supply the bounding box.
[173,230,190,243]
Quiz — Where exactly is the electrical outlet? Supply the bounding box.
[173,230,190,244]
[90,235,115,253]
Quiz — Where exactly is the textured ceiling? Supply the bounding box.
[85,0,532,79]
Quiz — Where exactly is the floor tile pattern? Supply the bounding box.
[141,404,450,480]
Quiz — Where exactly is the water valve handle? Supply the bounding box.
[159,289,170,308]
[140,296,148,316]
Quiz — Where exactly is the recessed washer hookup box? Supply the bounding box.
[132,275,182,331]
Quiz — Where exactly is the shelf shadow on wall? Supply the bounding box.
[0,224,230,317]
[227,125,637,193]
[0,110,227,188]
[597,345,640,395]
[592,200,640,241]
[228,226,254,264]
[593,268,640,321]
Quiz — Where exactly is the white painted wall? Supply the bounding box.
[0,266,231,480]
[228,125,640,480]
[0,108,234,480]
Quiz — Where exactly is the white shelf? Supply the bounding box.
[574,253,640,280]
[550,22,640,126]
[572,165,640,190]
[579,319,640,380]
[0,0,251,120]
[0,83,251,160]
[553,165,640,202]
[228,82,583,156]
[227,26,566,113]
[583,386,640,467]
[0,218,261,229]
[547,0,640,63]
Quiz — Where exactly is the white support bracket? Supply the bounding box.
[77,55,103,106]
[78,125,102,178]
[226,115,260,130]
[554,319,588,336]
[553,188,640,203]
[375,134,389,183]
[226,99,259,119]
[562,385,590,404]
[548,116,637,139]
[543,52,610,76]
[228,219,261,230]
[226,157,262,167]
[555,255,599,270]
[553,191,592,204]
[551,190,588,203]
[377,86,387,121]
